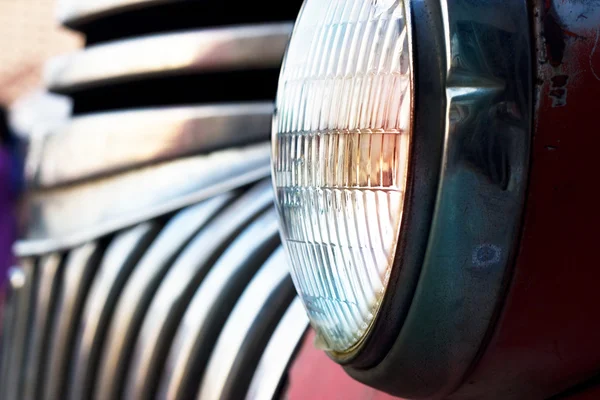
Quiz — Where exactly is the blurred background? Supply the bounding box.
[0,0,81,106]
[0,0,80,315]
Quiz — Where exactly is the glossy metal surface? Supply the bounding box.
[43,243,105,400]
[22,254,63,400]
[68,223,160,400]
[0,264,34,400]
[449,2,600,399]
[0,268,20,399]
[93,195,231,400]
[16,142,270,257]
[57,0,177,26]
[45,23,292,93]
[5,261,36,400]
[198,248,294,400]
[245,297,309,400]
[33,103,273,188]
[128,206,278,400]
[157,210,279,400]
[0,269,18,395]
[345,0,532,398]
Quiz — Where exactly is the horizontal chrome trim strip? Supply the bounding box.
[45,23,292,93]
[15,143,271,257]
[32,103,273,188]
[57,0,176,27]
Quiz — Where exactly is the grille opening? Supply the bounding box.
[66,68,280,115]
[69,1,304,45]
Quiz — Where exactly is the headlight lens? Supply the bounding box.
[272,0,412,353]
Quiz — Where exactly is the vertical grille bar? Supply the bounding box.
[2,261,36,400]
[43,243,107,400]
[22,254,64,400]
[68,222,161,400]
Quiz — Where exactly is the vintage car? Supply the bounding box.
[0,0,599,399]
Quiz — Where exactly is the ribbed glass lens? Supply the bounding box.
[272,0,412,353]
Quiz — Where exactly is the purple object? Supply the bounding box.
[0,146,18,299]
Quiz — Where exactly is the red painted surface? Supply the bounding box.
[563,385,600,400]
[285,330,404,400]
[451,2,600,399]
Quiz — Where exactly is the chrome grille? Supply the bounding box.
[1,1,308,399]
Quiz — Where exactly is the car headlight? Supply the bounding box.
[272,0,412,354]
[272,0,533,397]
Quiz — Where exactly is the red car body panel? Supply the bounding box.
[286,331,404,400]
[451,2,600,399]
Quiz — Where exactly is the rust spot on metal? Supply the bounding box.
[544,12,566,67]
[551,74,569,87]
[549,88,568,107]
[562,29,585,39]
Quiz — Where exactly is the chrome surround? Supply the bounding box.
[57,0,176,26]
[43,243,105,400]
[16,143,270,257]
[157,210,280,400]
[198,247,294,400]
[45,23,293,93]
[245,297,309,400]
[22,254,63,400]
[93,195,232,400]
[341,0,532,398]
[32,103,273,188]
[68,223,160,400]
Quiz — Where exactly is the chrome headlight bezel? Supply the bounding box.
[272,0,532,397]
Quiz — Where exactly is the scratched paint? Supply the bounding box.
[537,1,600,106]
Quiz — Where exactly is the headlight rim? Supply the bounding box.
[341,0,533,398]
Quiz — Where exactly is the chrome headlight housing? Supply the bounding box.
[272,0,532,397]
